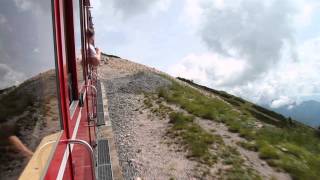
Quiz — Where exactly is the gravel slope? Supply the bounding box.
[99,58,291,180]
[100,59,201,179]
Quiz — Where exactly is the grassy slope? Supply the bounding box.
[158,77,320,180]
[143,94,261,179]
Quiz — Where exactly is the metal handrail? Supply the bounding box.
[37,139,96,180]
[84,84,97,95]
[37,140,58,175]
[60,139,97,180]
[85,84,98,118]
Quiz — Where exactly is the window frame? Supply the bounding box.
[64,0,87,106]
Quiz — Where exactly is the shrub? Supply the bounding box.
[258,144,281,159]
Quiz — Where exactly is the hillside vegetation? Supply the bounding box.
[0,70,60,179]
[95,57,319,179]
[157,77,320,180]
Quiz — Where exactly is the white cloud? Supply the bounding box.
[169,53,247,87]
[0,64,24,89]
[170,35,320,107]
[13,0,50,15]
[107,0,172,19]
[0,14,7,24]
[14,0,32,11]
[170,0,320,107]
[198,0,296,84]
[183,0,203,27]
[183,0,320,33]
[271,96,294,108]
[182,0,226,28]
[294,0,320,27]
[91,0,320,107]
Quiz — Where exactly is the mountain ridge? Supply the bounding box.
[98,57,320,179]
[270,100,320,128]
[176,77,320,129]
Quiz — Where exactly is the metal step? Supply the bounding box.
[97,80,105,126]
[98,164,113,180]
[98,139,111,164]
[97,139,113,180]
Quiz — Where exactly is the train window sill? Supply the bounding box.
[19,131,63,180]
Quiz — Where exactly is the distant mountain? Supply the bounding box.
[270,100,320,128]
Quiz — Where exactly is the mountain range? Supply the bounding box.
[269,100,320,128]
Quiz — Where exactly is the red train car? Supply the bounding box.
[0,0,109,179]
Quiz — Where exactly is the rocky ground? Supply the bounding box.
[99,58,291,180]
[0,70,61,180]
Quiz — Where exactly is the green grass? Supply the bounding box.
[143,95,153,109]
[143,94,173,119]
[238,141,258,152]
[168,112,261,179]
[158,82,238,122]
[151,103,173,119]
[168,112,218,165]
[158,79,320,180]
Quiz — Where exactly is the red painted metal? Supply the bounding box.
[45,0,73,178]
[45,0,96,179]
[64,0,80,100]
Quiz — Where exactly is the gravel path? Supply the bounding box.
[100,61,199,179]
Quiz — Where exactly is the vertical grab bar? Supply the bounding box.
[85,84,98,119]
[84,84,98,147]
[85,85,97,95]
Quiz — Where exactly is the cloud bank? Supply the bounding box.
[112,0,171,18]
[170,36,320,106]
[200,0,295,85]
[93,0,171,20]
[91,0,320,108]
[170,0,320,107]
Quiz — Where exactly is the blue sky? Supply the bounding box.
[92,0,320,109]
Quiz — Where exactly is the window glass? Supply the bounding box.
[67,61,75,104]
[0,0,61,179]
[73,0,85,87]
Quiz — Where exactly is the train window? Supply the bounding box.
[73,0,85,88]
[0,0,61,179]
[67,54,76,104]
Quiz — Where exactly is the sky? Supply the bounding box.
[0,0,319,110]
[0,0,55,89]
[92,0,320,108]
